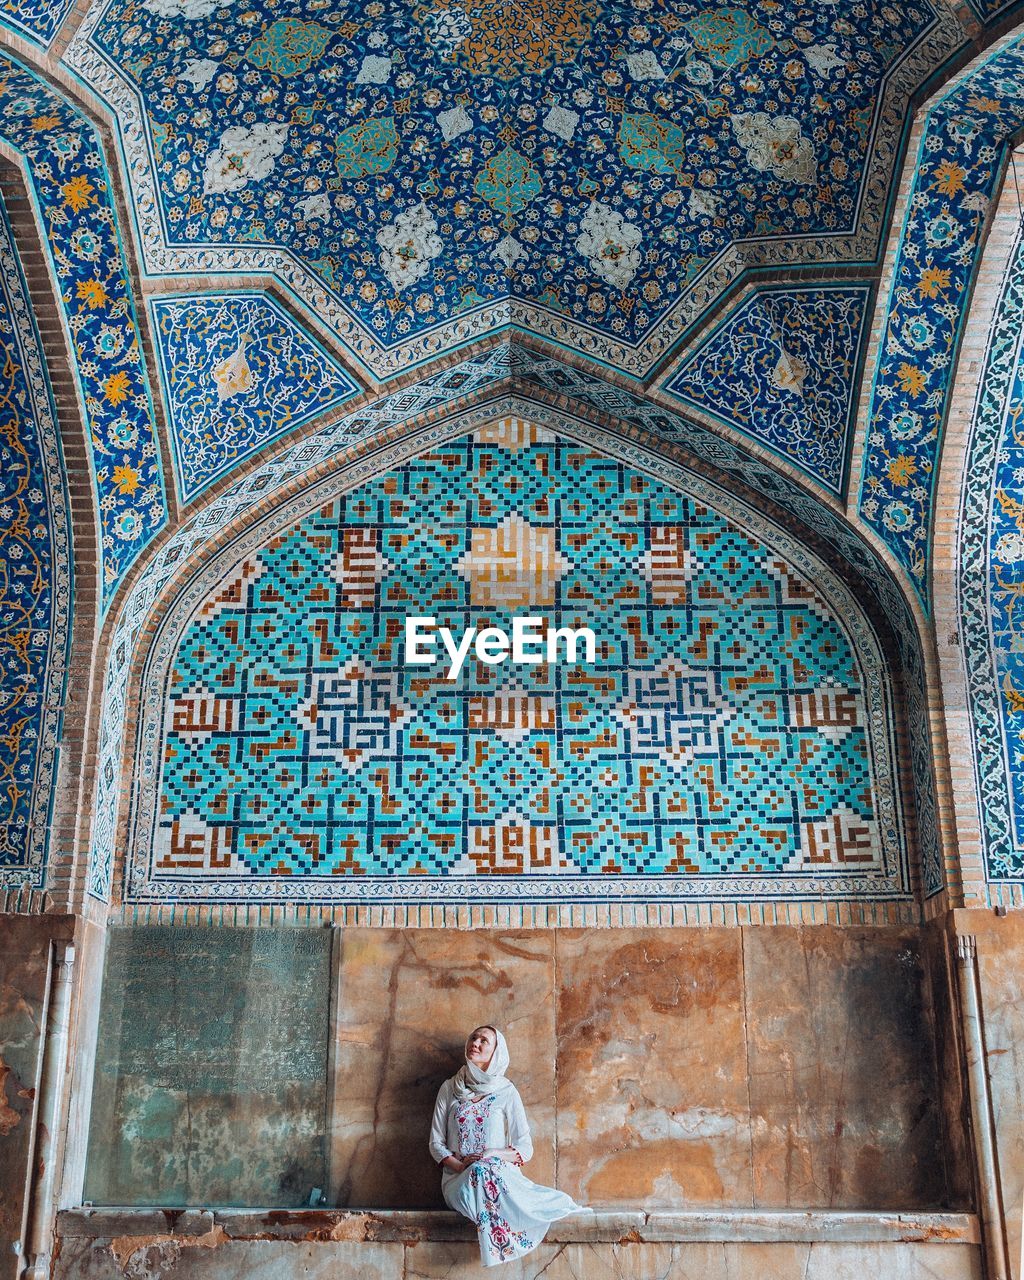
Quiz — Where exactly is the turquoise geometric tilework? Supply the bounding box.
[0,195,72,888]
[131,420,906,904]
[662,285,870,497]
[511,346,942,894]
[859,34,1024,606]
[64,0,958,376]
[0,53,167,610]
[150,293,360,505]
[960,224,1024,885]
[91,345,515,903]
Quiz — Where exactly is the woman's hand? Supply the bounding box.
[443,1148,520,1173]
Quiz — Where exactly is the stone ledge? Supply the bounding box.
[57,1208,980,1246]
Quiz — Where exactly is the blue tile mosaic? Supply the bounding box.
[966,0,1024,22]
[0,194,72,888]
[130,419,906,903]
[513,347,943,896]
[662,285,870,496]
[960,224,1024,885]
[0,53,167,609]
[0,0,76,48]
[64,0,959,376]
[92,345,516,902]
[859,35,1024,606]
[150,292,360,505]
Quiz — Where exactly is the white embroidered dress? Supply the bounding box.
[429,1076,583,1267]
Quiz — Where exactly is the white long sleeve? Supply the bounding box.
[505,1087,533,1163]
[428,1079,455,1164]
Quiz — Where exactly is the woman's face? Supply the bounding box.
[465,1026,497,1067]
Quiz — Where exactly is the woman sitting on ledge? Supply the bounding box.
[429,1024,586,1267]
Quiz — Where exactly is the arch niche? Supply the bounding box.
[112,397,923,925]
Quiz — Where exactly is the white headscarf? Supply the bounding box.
[451,1026,513,1101]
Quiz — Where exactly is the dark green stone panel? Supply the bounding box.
[84,926,330,1207]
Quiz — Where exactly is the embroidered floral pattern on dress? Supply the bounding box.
[456,1093,494,1155]
[468,1158,536,1264]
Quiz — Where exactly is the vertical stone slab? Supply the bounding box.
[0,915,74,1280]
[743,926,946,1208]
[84,926,331,1207]
[0,920,48,1280]
[329,929,556,1208]
[554,928,750,1207]
[956,910,1024,1280]
[920,919,975,1209]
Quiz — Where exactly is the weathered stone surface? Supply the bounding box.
[741,1243,982,1279]
[63,920,108,1211]
[216,1209,477,1243]
[50,1234,986,1280]
[75,922,972,1219]
[58,1206,981,1245]
[402,1240,983,1279]
[403,1241,670,1279]
[53,1236,403,1279]
[639,1210,981,1244]
[956,909,1024,1280]
[330,929,556,1208]
[548,1212,646,1242]
[743,926,947,1208]
[920,919,975,1209]
[0,914,75,1280]
[554,928,750,1208]
[58,1210,217,1239]
[84,927,332,1208]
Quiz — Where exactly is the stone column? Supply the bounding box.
[957,932,1011,1280]
[19,941,76,1280]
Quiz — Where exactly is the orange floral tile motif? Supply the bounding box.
[433,0,601,80]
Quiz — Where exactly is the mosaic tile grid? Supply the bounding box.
[132,422,905,901]
[150,292,360,505]
[0,53,166,609]
[960,223,1024,884]
[92,346,514,900]
[0,195,72,888]
[63,0,963,376]
[0,0,76,48]
[662,285,870,496]
[511,348,942,896]
[859,34,1024,606]
[91,346,932,903]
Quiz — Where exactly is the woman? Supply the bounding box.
[429,1024,585,1267]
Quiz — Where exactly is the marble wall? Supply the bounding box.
[83,923,970,1214]
[84,927,332,1208]
[51,1221,984,1280]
